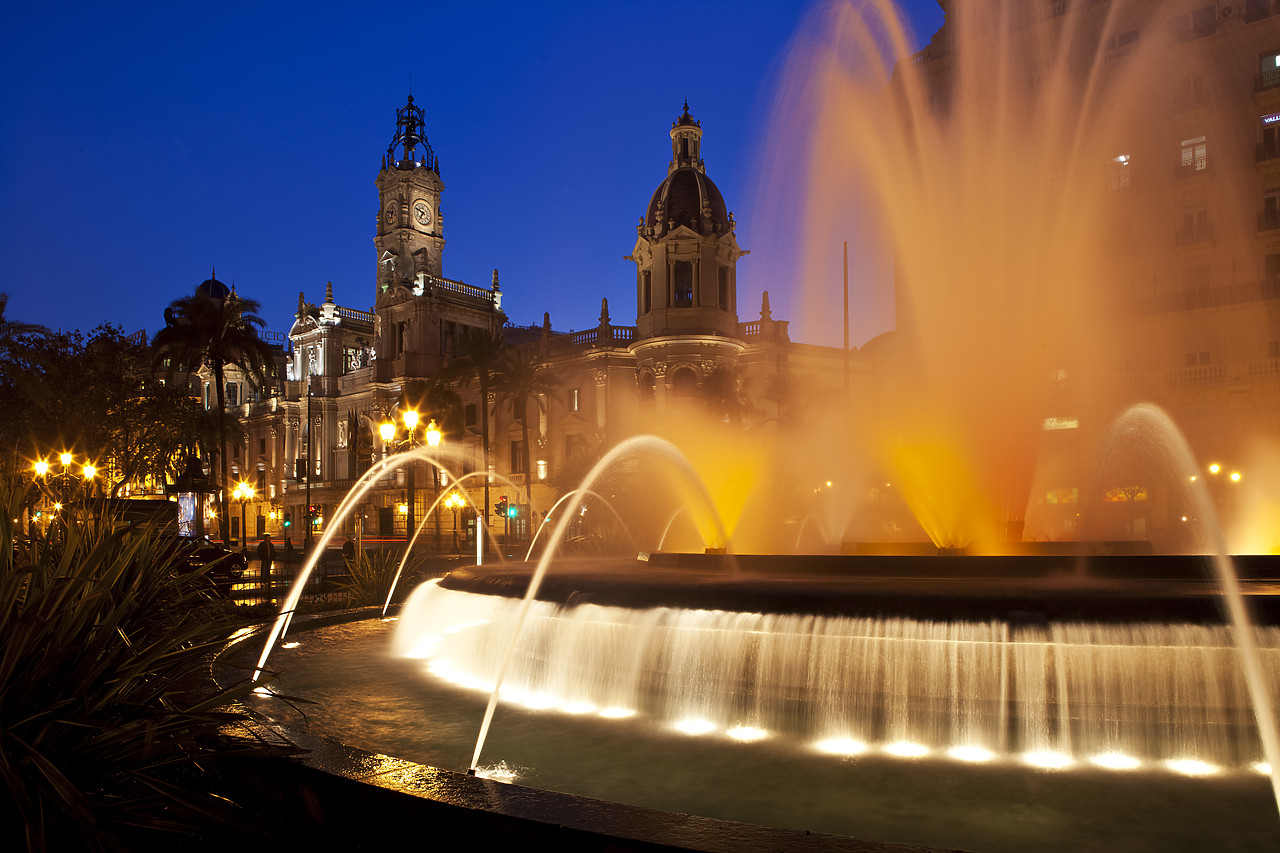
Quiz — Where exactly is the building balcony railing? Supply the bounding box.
[739,319,790,340]
[564,325,636,348]
[1249,358,1280,377]
[1259,210,1280,231]
[1257,67,1280,93]
[1258,140,1280,163]
[1132,278,1280,315]
[421,274,500,307]
[1174,161,1209,179]
[335,306,375,328]
[1175,223,1212,245]
[1169,364,1226,384]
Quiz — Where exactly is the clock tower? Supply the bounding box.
[375,95,445,295]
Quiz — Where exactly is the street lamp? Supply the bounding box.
[425,418,443,546]
[444,491,466,552]
[233,481,255,547]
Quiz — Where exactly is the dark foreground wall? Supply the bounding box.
[219,730,962,853]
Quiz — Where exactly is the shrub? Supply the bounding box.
[0,483,276,850]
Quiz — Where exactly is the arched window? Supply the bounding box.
[670,367,698,398]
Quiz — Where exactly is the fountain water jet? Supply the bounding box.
[468,435,733,772]
[523,488,637,563]
[1095,403,1280,816]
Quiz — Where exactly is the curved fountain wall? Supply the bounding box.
[395,580,1279,774]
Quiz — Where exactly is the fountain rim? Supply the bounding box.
[437,553,1280,626]
[214,609,959,853]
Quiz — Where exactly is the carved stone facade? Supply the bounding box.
[215,97,852,546]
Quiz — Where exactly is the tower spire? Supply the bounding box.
[386,94,437,172]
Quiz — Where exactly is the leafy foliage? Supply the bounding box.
[493,345,561,506]
[0,324,205,493]
[0,483,273,850]
[337,547,405,607]
[152,291,277,540]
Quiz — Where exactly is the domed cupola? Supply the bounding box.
[195,269,231,301]
[644,103,730,239]
[629,104,746,341]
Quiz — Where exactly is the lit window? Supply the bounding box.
[569,388,580,412]
[1180,136,1207,172]
[1108,154,1131,189]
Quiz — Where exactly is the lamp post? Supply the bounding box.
[444,490,465,552]
[425,418,442,548]
[233,481,255,548]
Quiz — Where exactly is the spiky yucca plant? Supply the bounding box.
[0,484,273,850]
[337,547,405,607]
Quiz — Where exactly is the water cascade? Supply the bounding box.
[395,581,1280,774]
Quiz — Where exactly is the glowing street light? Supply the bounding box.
[233,480,255,547]
[32,460,48,477]
[425,418,441,447]
[445,490,466,552]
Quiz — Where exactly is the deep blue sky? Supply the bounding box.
[1,1,943,347]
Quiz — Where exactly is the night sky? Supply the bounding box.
[1,1,943,349]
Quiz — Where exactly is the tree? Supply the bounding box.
[494,345,561,513]
[446,326,506,533]
[152,288,276,541]
[0,325,204,495]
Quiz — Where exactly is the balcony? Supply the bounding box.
[1257,67,1280,93]
[1174,160,1209,179]
[1259,210,1280,231]
[1258,140,1280,163]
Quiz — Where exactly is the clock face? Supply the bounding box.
[413,200,432,226]
[384,203,397,225]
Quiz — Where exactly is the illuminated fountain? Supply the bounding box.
[245,2,1280,849]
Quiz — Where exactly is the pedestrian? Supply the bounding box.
[257,535,276,601]
[283,535,294,569]
[342,536,355,567]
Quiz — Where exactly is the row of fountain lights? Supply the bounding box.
[372,627,1277,783]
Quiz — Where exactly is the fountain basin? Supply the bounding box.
[441,554,1280,624]
[221,612,956,852]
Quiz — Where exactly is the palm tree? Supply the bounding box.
[447,326,506,534]
[494,345,561,514]
[152,284,275,542]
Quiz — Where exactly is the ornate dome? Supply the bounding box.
[195,275,231,300]
[645,168,728,235]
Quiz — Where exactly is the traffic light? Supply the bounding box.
[494,496,508,518]
[283,512,292,528]
[507,502,518,518]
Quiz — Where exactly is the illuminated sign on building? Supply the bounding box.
[1042,417,1079,430]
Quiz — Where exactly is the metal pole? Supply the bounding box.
[406,450,415,546]
[304,387,312,551]
[843,240,850,412]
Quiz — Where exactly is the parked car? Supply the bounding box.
[158,535,247,598]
